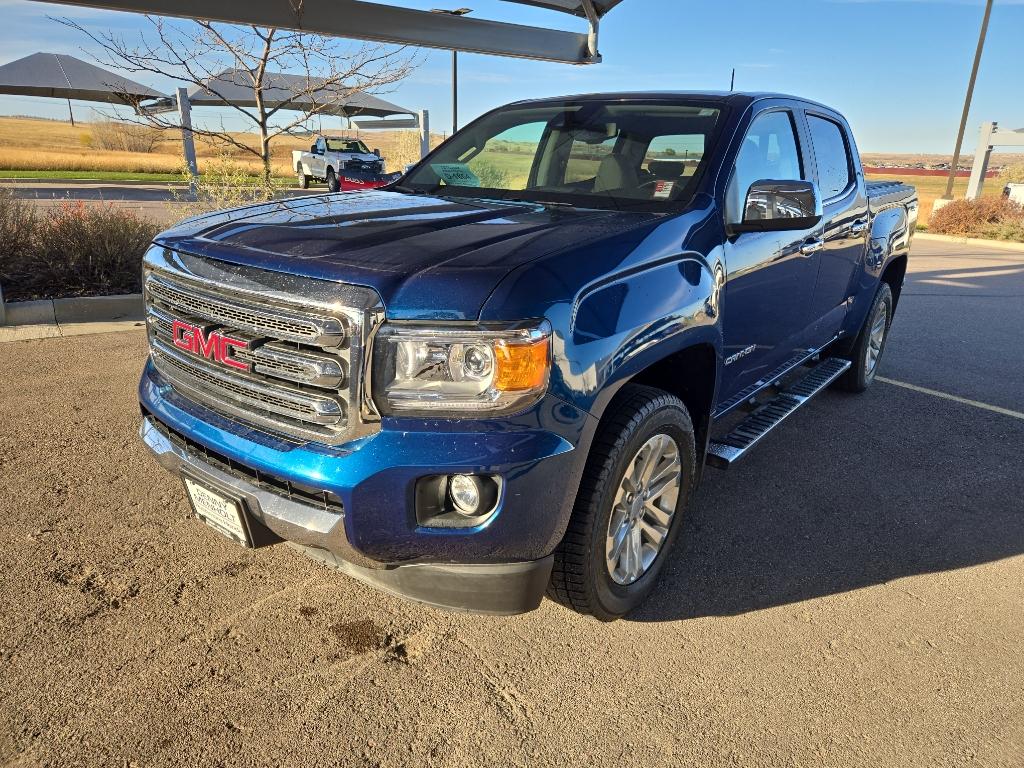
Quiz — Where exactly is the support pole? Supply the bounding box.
[966,121,996,200]
[67,99,75,126]
[942,0,993,200]
[452,49,458,135]
[177,86,199,194]
[419,109,430,160]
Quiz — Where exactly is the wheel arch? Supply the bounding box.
[881,254,908,310]
[626,343,718,471]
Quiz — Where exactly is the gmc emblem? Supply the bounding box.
[172,320,250,372]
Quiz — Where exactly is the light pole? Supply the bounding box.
[941,0,993,201]
[430,7,472,135]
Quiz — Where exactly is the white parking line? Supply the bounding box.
[876,377,1024,421]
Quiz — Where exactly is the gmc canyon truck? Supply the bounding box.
[139,92,917,619]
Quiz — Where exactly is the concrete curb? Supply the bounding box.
[53,293,144,323]
[915,232,1024,253]
[0,177,187,187]
[4,299,56,326]
[0,320,144,344]
[1,293,144,342]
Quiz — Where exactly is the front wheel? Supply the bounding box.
[548,385,695,620]
[326,168,340,193]
[836,282,893,392]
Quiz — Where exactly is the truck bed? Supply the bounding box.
[866,179,917,211]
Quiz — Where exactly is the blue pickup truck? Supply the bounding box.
[139,92,917,619]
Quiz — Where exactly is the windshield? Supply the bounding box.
[326,138,370,153]
[400,99,723,210]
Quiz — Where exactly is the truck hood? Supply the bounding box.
[154,190,661,320]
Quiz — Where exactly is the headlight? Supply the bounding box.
[372,321,551,416]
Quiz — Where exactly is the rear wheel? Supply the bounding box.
[296,168,310,189]
[326,168,340,193]
[836,282,893,392]
[548,385,695,620]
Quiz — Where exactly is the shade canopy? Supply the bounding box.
[30,0,626,64]
[506,0,623,17]
[187,69,414,118]
[0,52,166,105]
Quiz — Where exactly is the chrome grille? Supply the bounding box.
[143,246,382,445]
[147,273,347,347]
[152,340,346,425]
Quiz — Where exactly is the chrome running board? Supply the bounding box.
[706,357,851,469]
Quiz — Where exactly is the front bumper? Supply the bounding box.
[139,361,594,614]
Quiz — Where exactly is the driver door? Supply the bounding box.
[719,108,821,402]
[310,137,327,177]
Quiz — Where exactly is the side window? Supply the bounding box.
[315,137,326,154]
[462,121,546,189]
[807,115,852,200]
[727,111,804,222]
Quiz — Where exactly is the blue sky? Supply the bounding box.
[1,0,1022,153]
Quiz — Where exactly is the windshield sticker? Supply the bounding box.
[653,180,675,199]
[431,163,481,187]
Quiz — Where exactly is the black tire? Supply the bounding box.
[326,167,340,193]
[836,282,893,393]
[296,168,310,189]
[548,384,695,620]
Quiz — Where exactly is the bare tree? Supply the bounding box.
[57,16,416,186]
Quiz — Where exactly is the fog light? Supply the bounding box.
[449,474,483,516]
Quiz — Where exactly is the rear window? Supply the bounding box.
[326,138,369,153]
[643,134,705,180]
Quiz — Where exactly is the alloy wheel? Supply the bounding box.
[865,302,889,377]
[605,433,682,585]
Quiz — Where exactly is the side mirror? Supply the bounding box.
[373,148,381,157]
[310,143,318,154]
[732,179,822,233]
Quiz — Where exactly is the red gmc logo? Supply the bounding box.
[172,320,250,372]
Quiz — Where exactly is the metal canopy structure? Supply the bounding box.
[0,51,166,107]
[185,69,414,119]
[30,0,623,64]
[966,122,1024,200]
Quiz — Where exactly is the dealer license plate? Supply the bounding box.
[183,477,250,547]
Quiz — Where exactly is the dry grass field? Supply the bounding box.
[0,116,429,177]
[867,173,1001,226]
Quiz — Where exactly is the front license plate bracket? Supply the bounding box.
[182,472,254,548]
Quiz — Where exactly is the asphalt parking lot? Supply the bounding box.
[1,237,1022,767]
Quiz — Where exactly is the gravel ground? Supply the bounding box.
[1,241,1022,767]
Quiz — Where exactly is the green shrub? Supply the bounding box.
[929,196,1024,242]
[175,155,280,217]
[470,160,511,189]
[0,194,160,301]
[0,188,37,278]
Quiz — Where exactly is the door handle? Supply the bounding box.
[849,219,869,236]
[799,238,824,256]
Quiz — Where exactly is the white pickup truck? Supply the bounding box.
[292,135,389,192]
